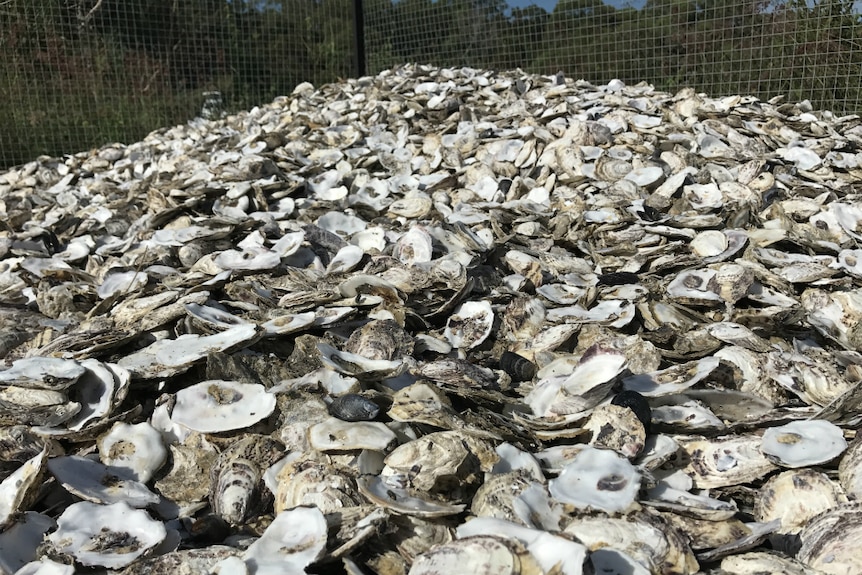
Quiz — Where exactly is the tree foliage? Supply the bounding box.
[2,0,862,168]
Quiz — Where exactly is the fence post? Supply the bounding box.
[352,0,366,78]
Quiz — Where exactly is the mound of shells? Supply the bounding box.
[2,63,862,574]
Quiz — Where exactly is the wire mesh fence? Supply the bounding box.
[3,0,862,169]
[0,0,354,169]
[364,0,862,117]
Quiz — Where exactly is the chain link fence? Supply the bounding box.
[3,0,862,169]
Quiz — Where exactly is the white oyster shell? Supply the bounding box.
[549,447,640,513]
[241,506,327,575]
[97,270,149,299]
[357,475,466,517]
[0,449,46,530]
[526,347,626,417]
[117,324,260,379]
[308,417,396,451]
[46,501,166,568]
[47,455,159,507]
[318,343,403,380]
[63,360,129,432]
[97,422,167,483]
[761,420,847,467]
[0,357,85,390]
[12,559,75,575]
[170,380,277,433]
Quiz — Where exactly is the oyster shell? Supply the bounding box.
[408,535,543,575]
[761,419,848,467]
[169,380,276,433]
[798,503,862,574]
[4,63,862,572]
[210,434,285,525]
[45,501,166,568]
[549,446,641,513]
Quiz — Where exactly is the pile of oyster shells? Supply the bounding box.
[2,63,862,575]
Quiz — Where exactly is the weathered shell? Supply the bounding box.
[500,297,547,344]
[563,512,698,574]
[45,501,166,568]
[0,357,85,390]
[328,393,380,422]
[838,437,862,498]
[455,517,587,575]
[210,435,285,525]
[470,472,535,525]
[344,319,414,361]
[798,503,862,574]
[525,346,626,417]
[97,270,149,299]
[318,343,404,380]
[408,535,543,575]
[661,513,751,552]
[444,300,494,350]
[679,434,777,488]
[610,390,652,434]
[0,449,47,530]
[756,469,845,552]
[720,551,813,575]
[47,455,159,507]
[499,351,537,382]
[357,474,466,517]
[382,431,488,500]
[275,458,361,514]
[117,325,261,380]
[154,434,219,509]
[583,403,646,459]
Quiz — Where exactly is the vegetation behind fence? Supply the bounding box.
[2,0,862,169]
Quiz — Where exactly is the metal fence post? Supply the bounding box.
[353,0,366,78]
